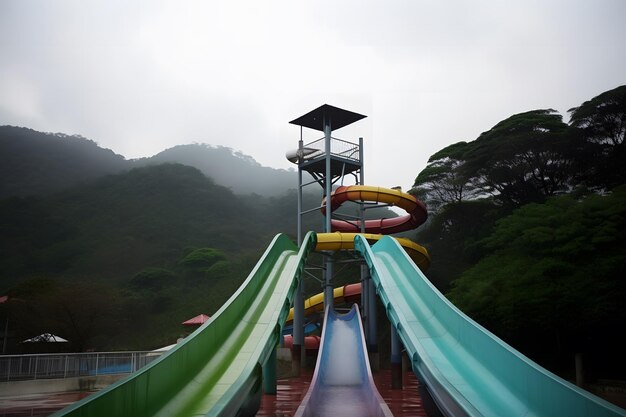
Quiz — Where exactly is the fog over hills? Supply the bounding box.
[0,126,300,198]
[136,144,300,196]
[0,126,127,198]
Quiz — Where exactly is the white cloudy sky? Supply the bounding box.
[1,0,625,191]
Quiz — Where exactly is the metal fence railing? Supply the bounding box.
[0,351,162,382]
[304,136,360,162]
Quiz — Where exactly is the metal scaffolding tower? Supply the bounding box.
[287,104,371,369]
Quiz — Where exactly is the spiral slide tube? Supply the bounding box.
[52,232,317,417]
[355,235,626,417]
[294,305,393,417]
[321,185,428,234]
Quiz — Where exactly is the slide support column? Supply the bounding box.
[361,264,369,341]
[365,267,379,370]
[391,326,403,389]
[263,347,277,394]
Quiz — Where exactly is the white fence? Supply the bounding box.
[0,351,162,382]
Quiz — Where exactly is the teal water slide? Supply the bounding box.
[355,235,626,417]
[52,232,316,417]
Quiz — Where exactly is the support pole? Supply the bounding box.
[293,281,304,373]
[367,269,379,371]
[575,352,585,387]
[263,347,277,394]
[391,326,403,389]
[360,136,378,368]
[359,136,369,341]
[293,134,305,373]
[360,264,369,341]
[323,118,334,311]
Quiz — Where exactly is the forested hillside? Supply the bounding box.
[137,144,298,196]
[0,127,298,198]
[411,85,625,381]
[0,160,395,352]
[0,126,127,198]
[0,164,283,351]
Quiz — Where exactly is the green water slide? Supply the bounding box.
[355,235,626,417]
[52,232,316,417]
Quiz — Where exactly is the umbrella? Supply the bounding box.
[182,314,210,326]
[22,333,69,343]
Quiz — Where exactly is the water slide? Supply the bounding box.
[282,230,430,335]
[282,229,430,351]
[284,282,362,325]
[294,305,393,417]
[321,185,428,234]
[51,232,317,417]
[355,235,626,417]
[283,230,431,324]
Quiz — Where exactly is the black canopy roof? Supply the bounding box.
[289,104,366,132]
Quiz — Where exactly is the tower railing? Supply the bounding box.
[303,136,360,162]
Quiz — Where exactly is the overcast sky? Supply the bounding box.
[1,0,625,191]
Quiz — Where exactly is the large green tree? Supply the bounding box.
[412,109,578,210]
[569,85,626,189]
[447,187,626,377]
[461,109,576,207]
[410,141,484,212]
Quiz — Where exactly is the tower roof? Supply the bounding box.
[290,104,366,132]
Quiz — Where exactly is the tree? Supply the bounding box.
[411,110,579,210]
[410,142,484,212]
[414,199,502,291]
[9,282,122,352]
[447,187,626,377]
[569,85,626,189]
[460,109,576,207]
[130,267,176,291]
[569,85,626,147]
[179,248,226,272]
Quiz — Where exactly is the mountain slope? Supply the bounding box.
[136,144,297,196]
[0,164,273,287]
[1,126,298,198]
[0,126,128,198]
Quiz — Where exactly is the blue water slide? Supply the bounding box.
[355,235,626,417]
[294,305,393,417]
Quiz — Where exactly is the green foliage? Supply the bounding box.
[6,277,58,297]
[569,85,626,147]
[411,86,626,380]
[9,282,122,352]
[415,199,504,290]
[412,108,588,209]
[135,143,298,197]
[569,85,626,189]
[463,109,575,206]
[447,187,626,376]
[179,248,225,270]
[0,162,310,351]
[131,267,176,291]
[411,141,483,212]
[0,126,127,198]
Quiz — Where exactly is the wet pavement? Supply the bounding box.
[256,369,427,417]
[0,370,426,417]
[0,391,94,417]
